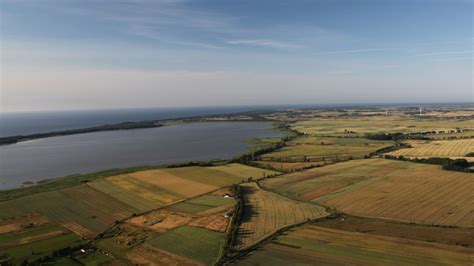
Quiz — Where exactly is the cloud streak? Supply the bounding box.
[226,39,304,49]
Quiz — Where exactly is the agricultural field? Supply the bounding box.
[235,183,328,250]
[0,185,138,237]
[0,216,87,264]
[260,136,393,162]
[209,163,279,180]
[0,163,268,239]
[237,224,474,265]
[251,161,325,172]
[305,159,473,227]
[147,225,225,265]
[261,158,401,201]
[291,117,474,136]
[314,215,474,248]
[388,138,474,161]
[166,194,235,215]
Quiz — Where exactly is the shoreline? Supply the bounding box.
[0,121,291,195]
[0,110,272,146]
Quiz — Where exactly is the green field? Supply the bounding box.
[147,225,225,265]
[0,224,65,244]
[167,194,235,214]
[1,233,85,264]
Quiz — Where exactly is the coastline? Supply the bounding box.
[0,111,271,146]
[0,122,289,200]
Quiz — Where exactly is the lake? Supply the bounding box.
[0,122,283,190]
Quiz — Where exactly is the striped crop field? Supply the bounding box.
[235,183,328,250]
[263,159,474,227]
[237,225,474,265]
[0,164,272,238]
[388,139,474,161]
[261,159,401,201]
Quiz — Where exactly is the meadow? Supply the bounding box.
[147,225,225,265]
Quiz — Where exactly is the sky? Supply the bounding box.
[1,0,473,112]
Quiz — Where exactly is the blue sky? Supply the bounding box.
[1,0,473,111]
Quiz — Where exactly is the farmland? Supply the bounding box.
[166,194,235,215]
[260,136,393,162]
[261,158,401,201]
[0,217,87,264]
[237,224,474,265]
[262,159,474,227]
[388,138,474,161]
[235,183,328,250]
[314,159,473,227]
[291,117,474,136]
[147,225,225,265]
[0,163,268,240]
[1,106,474,264]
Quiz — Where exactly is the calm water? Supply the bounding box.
[0,107,274,137]
[0,122,283,190]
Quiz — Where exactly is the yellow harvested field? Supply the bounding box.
[319,159,474,227]
[235,183,328,250]
[261,159,401,201]
[107,175,181,205]
[292,117,474,135]
[129,170,219,197]
[388,139,474,161]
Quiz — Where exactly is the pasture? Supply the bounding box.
[235,183,328,250]
[388,139,474,161]
[147,225,225,265]
[237,224,474,265]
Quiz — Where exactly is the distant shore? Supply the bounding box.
[0,111,270,146]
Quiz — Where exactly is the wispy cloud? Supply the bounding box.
[313,48,398,55]
[226,39,304,49]
[414,50,473,56]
